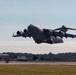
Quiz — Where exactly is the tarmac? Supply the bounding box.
[0,61,76,65]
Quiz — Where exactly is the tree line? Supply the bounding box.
[1,52,76,62]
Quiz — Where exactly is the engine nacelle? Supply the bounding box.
[59,31,65,38]
[24,29,28,33]
[23,29,31,38]
[17,31,23,36]
[43,29,52,36]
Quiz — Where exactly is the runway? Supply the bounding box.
[0,61,76,65]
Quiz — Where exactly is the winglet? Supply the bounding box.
[12,33,17,37]
[12,33,15,37]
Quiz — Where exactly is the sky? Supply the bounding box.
[0,0,76,54]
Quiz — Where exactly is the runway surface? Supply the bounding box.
[0,61,76,65]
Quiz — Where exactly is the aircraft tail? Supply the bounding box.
[54,25,76,33]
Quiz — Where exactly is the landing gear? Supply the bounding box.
[46,39,54,44]
[35,40,42,44]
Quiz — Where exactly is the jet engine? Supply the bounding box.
[59,31,65,38]
[43,29,52,36]
[24,29,28,33]
[17,31,23,36]
[23,29,31,38]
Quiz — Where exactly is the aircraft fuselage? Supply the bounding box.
[27,24,63,44]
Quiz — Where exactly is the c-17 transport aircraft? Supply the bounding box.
[13,24,76,44]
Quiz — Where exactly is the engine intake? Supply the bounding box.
[43,29,52,36]
[24,29,28,33]
[23,29,31,38]
[17,31,23,35]
[59,31,65,38]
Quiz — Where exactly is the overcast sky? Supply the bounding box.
[0,0,76,54]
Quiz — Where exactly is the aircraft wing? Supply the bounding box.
[12,33,21,37]
[12,29,31,38]
[43,28,76,38]
[12,30,24,37]
[51,31,76,38]
[65,33,76,38]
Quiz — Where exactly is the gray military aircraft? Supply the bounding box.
[13,24,76,44]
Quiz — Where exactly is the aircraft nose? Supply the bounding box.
[28,24,35,32]
[28,24,38,30]
[28,24,34,29]
[29,24,35,27]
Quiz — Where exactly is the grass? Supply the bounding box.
[0,64,76,75]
